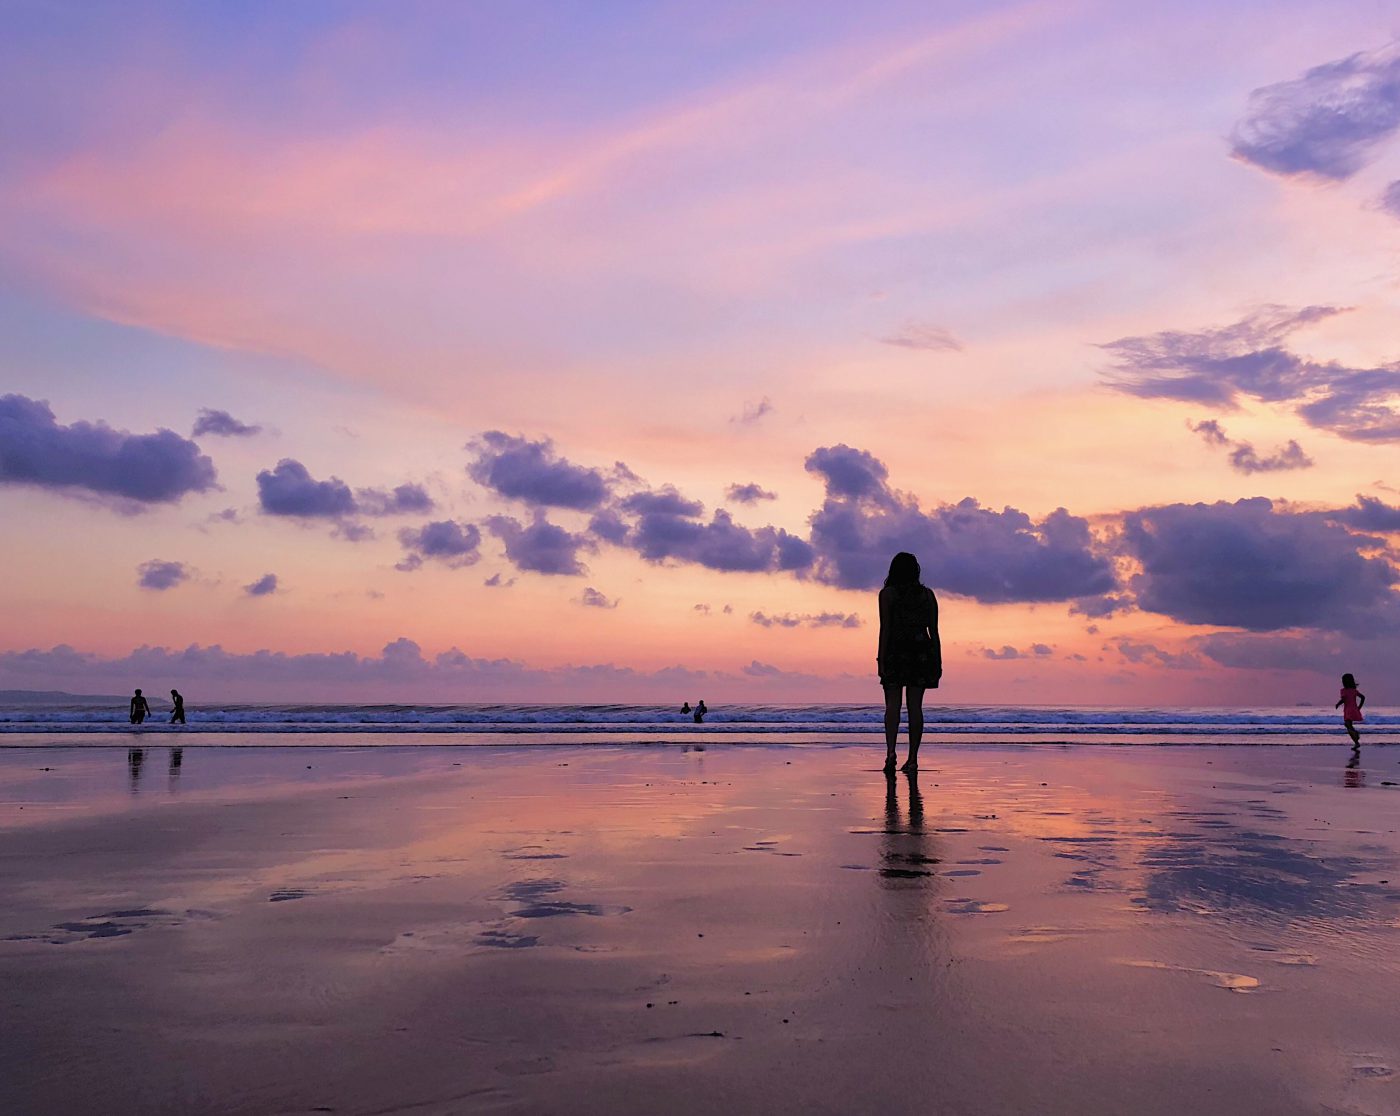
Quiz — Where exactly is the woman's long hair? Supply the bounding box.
[883,551,922,590]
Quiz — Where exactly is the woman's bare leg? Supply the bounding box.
[902,686,926,771]
[883,684,903,770]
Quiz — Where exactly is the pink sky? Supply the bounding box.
[2,2,1399,703]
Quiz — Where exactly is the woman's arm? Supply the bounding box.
[927,589,942,679]
[877,587,891,665]
[1357,690,1366,708]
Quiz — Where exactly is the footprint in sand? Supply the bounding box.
[1249,946,1317,966]
[1124,960,1259,992]
[1347,1058,1395,1080]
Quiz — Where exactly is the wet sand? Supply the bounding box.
[2,742,1398,1115]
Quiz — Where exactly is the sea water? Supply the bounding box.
[0,702,1392,746]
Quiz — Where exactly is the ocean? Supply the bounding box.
[0,702,1391,746]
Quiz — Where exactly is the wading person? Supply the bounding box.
[877,552,941,773]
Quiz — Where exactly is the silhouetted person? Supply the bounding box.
[128,747,145,792]
[693,700,707,724]
[129,688,151,725]
[877,552,941,773]
[1336,672,1365,746]
[170,689,186,724]
[680,701,692,715]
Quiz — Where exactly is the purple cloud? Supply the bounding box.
[731,397,773,425]
[488,514,593,575]
[629,507,814,573]
[0,394,217,505]
[727,483,777,504]
[1329,494,1400,532]
[750,611,860,629]
[244,573,279,597]
[879,323,964,352]
[1188,420,1313,474]
[1103,307,1400,443]
[620,487,704,517]
[357,483,436,516]
[1119,497,1398,633]
[806,446,1116,602]
[396,520,482,571]
[1380,179,1400,218]
[137,560,189,591]
[467,432,609,510]
[192,408,261,437]
[257,459,356,517]
[1230,47,1400,180]
[578,587,618,609]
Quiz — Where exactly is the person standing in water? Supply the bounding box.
[1336,672,1366,746]
[693,700,707,724]
[170,689,186,725]
[129,688,152,725]
[877,552,941,773]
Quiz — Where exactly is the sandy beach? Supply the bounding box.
[2,741,1398,1115]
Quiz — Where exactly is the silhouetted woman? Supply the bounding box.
[877,552,941,773]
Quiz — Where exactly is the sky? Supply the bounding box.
[2,0,1400,704]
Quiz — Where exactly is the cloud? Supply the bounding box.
[483,572,516,588]
[879,323,964,352]
[750,611,860,629]
[1188,420,1313,474]
[0,394,217,505]
[192,408,261,437]
[1119,497,1399,633]
[256,458,356,517]
[488,513,593,575]
[805,444,892,502]
[731,397,774,425]
[0,638,802,702]
[356,483,436,516]
[467,431,610,510]
[1379,179,1400,218]
[1329,494,1400,532]
[1113,639,1201,670]
[578,587,618,609]
[619,487,705,517]
[244,573,278,597]
[981,643,1052,661]
[1103,307,1400,443]
[1230,47,1400,180]
[396,519,483,571]
[805,446,1116,602]
[628,507,815,573]
[727,482,777,504]
[137,559,189,591]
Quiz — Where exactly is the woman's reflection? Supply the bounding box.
[127,747,145,794]
[880,770,938,881]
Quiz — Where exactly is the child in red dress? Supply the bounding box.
[1336,673,1366,746]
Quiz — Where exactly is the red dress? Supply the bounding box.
[1340,687,1364,722]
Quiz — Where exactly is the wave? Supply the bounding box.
[0,702,1391,738]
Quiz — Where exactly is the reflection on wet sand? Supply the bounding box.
[880,771,938,882]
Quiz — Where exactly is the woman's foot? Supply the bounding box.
[900,760,917,773]
[883,752,897,773]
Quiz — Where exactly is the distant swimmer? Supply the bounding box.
[170,689,186,725]
[129,688,152,725]
[693,700,707,724]
[1336,672,1366,747]
[680,702,692,715]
